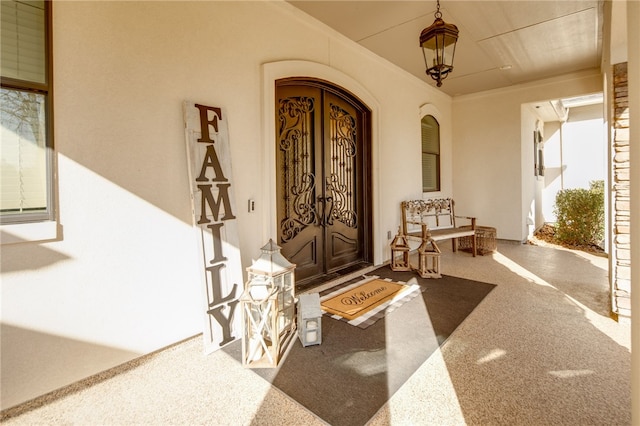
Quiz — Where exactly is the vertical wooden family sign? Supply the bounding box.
[183,101,243,354]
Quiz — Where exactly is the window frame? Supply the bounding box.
[1,0,54,225]
[421,114,441,193]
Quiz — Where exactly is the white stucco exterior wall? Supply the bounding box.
[521,104,539,239]
[542,121,563,222]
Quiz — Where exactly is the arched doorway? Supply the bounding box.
[275,78,373,288]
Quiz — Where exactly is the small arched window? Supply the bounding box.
[421,115,440,192]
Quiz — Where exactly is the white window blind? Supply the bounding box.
[421,121,439,153]
[422,153,438,191]
[0,89,47,214]
[1,0,46,84]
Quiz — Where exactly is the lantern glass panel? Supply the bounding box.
[423,34,455,69]
[283,272,292,292]
[306,326,318,344]
[272,272,291,333]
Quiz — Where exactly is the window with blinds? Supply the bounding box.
[1,0,52,223]
[421,115,440,192]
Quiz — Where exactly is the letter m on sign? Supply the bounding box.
[183,101,243,354]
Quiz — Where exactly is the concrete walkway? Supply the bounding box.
[2,241,631,425]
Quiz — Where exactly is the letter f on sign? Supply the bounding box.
[195,104,222,143]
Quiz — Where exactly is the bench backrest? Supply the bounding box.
[401,198,457,235]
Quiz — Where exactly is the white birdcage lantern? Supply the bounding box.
[241,239,296,368]
[297,293,322,347]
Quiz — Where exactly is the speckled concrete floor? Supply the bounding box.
[1,241,631,425]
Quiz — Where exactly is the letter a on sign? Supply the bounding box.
[183,101,243,354]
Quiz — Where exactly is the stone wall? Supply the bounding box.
[612,62,631,321]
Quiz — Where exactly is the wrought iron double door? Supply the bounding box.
[276,80,371,285]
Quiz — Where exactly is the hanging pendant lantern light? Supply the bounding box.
[420,0,459,87]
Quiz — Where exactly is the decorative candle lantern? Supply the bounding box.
[390,227,411,271]
[419,0,459,87]
[417,232,441,279]
[297,293,322,347]
[241,239,296,368]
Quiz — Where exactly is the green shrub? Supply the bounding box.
[554,180,604,246]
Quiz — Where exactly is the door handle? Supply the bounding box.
[316,196,325,227]
[324,196,334,226]
[316,196,334,227]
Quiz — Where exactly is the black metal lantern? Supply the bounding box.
[420,0,459,87]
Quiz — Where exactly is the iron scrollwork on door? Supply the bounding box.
[278,96,319,242]
[278,98,358,241]
[326,103,358,228]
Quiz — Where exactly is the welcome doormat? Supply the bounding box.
[223,266,496,426]
[321,276,422,328]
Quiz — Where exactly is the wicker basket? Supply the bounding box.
[459,226,497,255]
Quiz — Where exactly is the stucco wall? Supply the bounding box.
[452,71,602,241]
[0,1,452,409]
[521,104,539,239]
[542,120,564,223]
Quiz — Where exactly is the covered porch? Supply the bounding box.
[2,241,629,425]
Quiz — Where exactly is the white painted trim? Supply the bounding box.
[452,68,602,102]
[0,221,58,245]
[419,103,442,119]
[262,60,383,265]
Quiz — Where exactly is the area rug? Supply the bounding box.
[223,266,496,426]
[321,276,422,327]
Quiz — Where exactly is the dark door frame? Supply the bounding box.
[275,77,373,287]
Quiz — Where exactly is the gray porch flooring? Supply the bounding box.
[1,241,631,425]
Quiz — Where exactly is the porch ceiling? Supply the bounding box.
[288,1,603,98]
